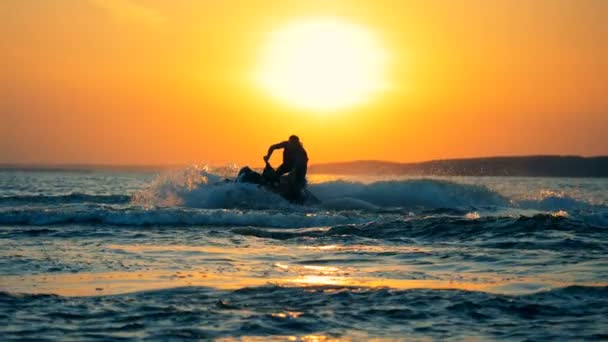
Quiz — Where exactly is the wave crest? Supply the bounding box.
[132,167,509,210]
[131,165,292,209]
[311,179,508,208]
[0,207,362,228]
[0,193,130,206]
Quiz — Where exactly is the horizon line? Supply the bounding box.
[1,154,607,170]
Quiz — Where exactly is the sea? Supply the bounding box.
[1,166,607,341]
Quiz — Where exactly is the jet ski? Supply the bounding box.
[234,161,320,205]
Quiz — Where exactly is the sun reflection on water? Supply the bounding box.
[1,269,605,297]
[3,242,606,298]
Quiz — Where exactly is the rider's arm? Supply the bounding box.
[265,142,287,160]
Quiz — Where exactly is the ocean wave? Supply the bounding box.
[0,207,365,228]
[0,193,131,206]
[131,166,292,209]
[310,179,509,208]
[4,168,604,226]
[131,168,605,214]
[233,214,608,249]
[132,168,510,210]
[1,285,606,340]
[516,194,594,211]
[2,202,607,234]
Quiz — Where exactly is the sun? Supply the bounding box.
[256,19,388,111]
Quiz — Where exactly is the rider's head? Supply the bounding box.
[289,135,300,143]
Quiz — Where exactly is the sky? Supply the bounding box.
[1,0,607,166]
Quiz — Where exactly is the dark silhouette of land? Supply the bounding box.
[1,156,607,177]
[309,156,608,177]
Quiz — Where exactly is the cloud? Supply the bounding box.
[89,0,165,25]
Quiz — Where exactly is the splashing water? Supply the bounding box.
[129,164,280,208]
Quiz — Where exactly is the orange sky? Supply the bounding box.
[1,0,607,166]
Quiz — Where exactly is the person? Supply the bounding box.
[264,135,309,188]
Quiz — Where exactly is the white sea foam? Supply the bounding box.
[465,212,481,219]
[132,165,293,209]
[131,167,606,215]
[132,167,509,210]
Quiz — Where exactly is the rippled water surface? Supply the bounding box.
[1,169,607,340]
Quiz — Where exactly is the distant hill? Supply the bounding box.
[309,156,608,177]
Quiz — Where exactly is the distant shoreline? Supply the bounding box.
[310,156,608,177]
[1,155,607,177]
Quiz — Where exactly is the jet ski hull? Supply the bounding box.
[235,165,320,205]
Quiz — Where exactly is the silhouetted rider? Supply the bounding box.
[264,135,308,187]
